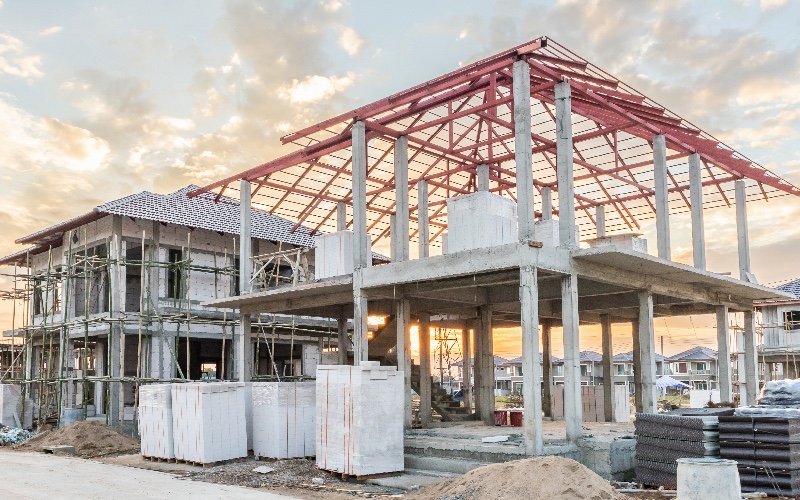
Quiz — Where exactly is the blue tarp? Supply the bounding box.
[656,375,691,389]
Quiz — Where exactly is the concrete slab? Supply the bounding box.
[365,469,457,491]
[0,451,297,500]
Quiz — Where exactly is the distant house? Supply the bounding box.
[755,278,800,380]
[666,346,718,390]
[612,351,667,395]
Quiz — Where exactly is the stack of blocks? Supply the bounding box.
[252,381,316,459]
[444,192,517,253]
[138,384,174,459]
[170,382,247,464]
[316,362,404,477]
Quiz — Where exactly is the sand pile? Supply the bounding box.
[412,456,628,500]
[18,420,139,457]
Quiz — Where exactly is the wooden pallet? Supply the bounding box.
[142,456,177,463]
[144,456,247,468]
[319,467,402,481]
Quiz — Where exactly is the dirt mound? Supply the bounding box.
[18,420,139,457]
[411,456,628,500]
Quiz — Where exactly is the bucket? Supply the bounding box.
[676,458,740,500]
[493,410,507,426]
[509,410,523,427]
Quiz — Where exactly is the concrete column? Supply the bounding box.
[596,205,606,238]
[94,343,105,415]
[108,215,123,430]
[461,320,472,414]
[555,82,577,249]
[389,214,397,262]
[600,314,615,422]
[337,201,347,232]
[337,309,350,365]
[477,164,490,192]
[148,221,162,378]
[632,318,642,412]
[541,318,553,418]
[561,273,582,441]
[419,313,432,427]
[352,121,370,269]
[237,180,253,383]
[520,266,543,455]
[735,180,751,281]
[418,180,429,258]
[716,306,733,402]
[541,186,553,221]
[743,310,759,405]
[476,305,495,425]
[513,59,535,242]
[394,136,410,262]
[637,291,657,414]
[395,298,412,429]
[688,153,706,270]
[653,134,671,260]
[352,275,369,364]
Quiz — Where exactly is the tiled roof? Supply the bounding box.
[18,185,316,247]
[667,346,718,361]
[775,278,800,299]
[613,351,666,362]
[580,351,603,363]
[502,354,563,365]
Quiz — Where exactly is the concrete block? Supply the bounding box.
[316,362,404,476]
[534,219,581,248]
[43,445,76,456]
[586,233,647,254]
[252,381,315,459]
[171,382,247,463]
[577,437,636,481]
[315,231,363,280]
[0,384,32,429]
[138,383,174,459]
[445,192,517,254]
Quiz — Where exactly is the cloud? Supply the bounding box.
[277,72,356,103]
[0,33,44,80]
[39,26,63,37]
[760,0,789,10]
[337,26,363,56]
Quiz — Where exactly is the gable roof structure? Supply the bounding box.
[667,346,718,362]
[1,185,320,266]
[188,36,800,250]
[612,351,666,362]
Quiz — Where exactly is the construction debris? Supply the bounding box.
[0,426,32,446]
[410,456,629,499]
[16,421,138,457]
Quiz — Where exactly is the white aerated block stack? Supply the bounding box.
[171,382,247,464]
[252,381,316,459]
[315,231,355,280]
[138,383,174,459]
[316,362,404,476]
[445,191,517,254]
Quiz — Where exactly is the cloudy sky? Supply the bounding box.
[1,0,799,359]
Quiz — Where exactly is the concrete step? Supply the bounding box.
[404,454,489,475]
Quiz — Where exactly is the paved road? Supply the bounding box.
[0,451,298,499]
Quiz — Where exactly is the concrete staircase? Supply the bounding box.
[410,363,473,422]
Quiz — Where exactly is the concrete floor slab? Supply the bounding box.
[0,451,298,500]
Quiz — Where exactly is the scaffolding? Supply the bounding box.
[0,228,330,434]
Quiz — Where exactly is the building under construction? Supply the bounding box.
[0,185,351,431]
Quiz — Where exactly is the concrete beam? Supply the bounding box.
[337,201,347,232]
[716,305,732,402]
[352,121,370,269]
[637,291,657,414]
[561,273,582,442]
[476,305,495,425]
[513,60,535,242]
[418,180,429,259]
[743,310,759,406]
[419,313,432,427]
[541,318,553,418]
[688,153,706,270]
[520,266,543,455]
[477,164,490,192]
[541,186,553,221]
[396,298,412,429]
[735,180,751,281]
[653,134,671,260]
[600,314,614,422]
[555,81,577,249]
[395,136,410,262]
[461,320,473,415]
